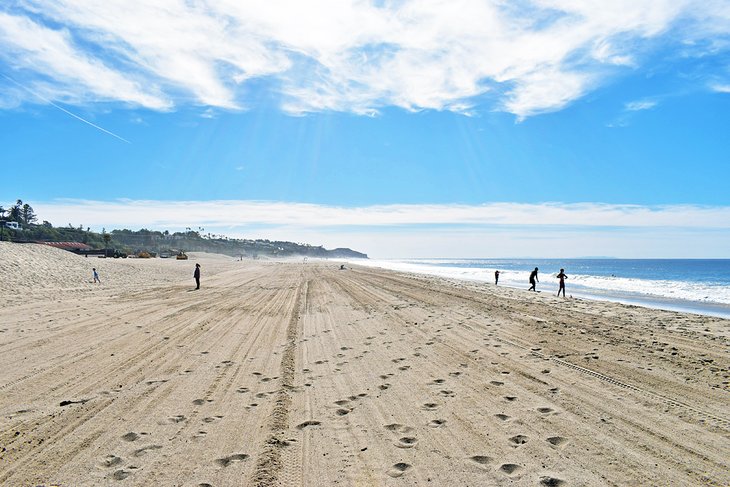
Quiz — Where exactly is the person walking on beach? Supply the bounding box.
[92,268,101,284]
[556,268,568,297]
[495,270,500,285]
[529,267,539,291]
[193,263,201,290]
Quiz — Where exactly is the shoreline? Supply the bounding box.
[346,258,730,319]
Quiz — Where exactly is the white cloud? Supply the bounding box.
[30,199,730,258]
[625,99,658,111]
[0,12,170,109]
[1,1,729,117]
[712,84,730,93]
[33,199,730,229]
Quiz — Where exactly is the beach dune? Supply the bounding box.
[0,242,728,486]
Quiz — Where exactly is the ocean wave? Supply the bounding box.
[350,259,730,306]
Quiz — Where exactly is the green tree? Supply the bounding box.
[9,199,22,223]
[21,203,37,225]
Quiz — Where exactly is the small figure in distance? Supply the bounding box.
[340,264,346,270]
[556,268,568,297]
[529,267,539,291]
[494,270,500,285]
[93,267,101,284]
[194,263,201,290]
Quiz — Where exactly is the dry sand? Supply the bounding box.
[0,242,728,486]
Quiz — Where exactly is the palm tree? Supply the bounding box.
[9,199,22,223]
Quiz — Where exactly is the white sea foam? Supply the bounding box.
[348,259,730,307]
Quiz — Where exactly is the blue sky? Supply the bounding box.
[1,1,729,258]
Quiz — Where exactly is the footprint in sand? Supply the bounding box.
[101,455,124,468]
[215,453,249,467]
[398,365,411,371]
[236,387,249,393]
[334,400,350,406]
[546,436,569,448]
[386,462,412,478]
[192,399,206,405]
[490,381,504,386]
[427,419,446,428]
[449,371,462,377]
[379,383,391,390]
[112,469,130,480]
[395,436,418,448]
[421,402,439,411]
[429,378,446,385]
[296,420,322,430]
[336,408,352,416]
[509,435,529,446]
[540,475,566,486]
[202,415,223,423]
[537,407,555,414]
[494,414,511,422]
[438,390,456,397]
[504,396,517,401]
[468,455,493,466]
[133,444,162,457]
[384,423,414,434]
[121,432,139,442]
[167,415,186,424]
[193,431,207,439]
[499,463,523,476]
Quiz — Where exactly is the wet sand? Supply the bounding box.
[0,242,728,486]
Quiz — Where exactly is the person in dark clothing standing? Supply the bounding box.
[529,267,539,291]
[556,268,568,297]
[494,270,500,285]
[194,263,201,290]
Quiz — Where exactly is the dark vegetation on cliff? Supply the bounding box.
[0,199,368,259]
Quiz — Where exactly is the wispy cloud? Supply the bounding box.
[1,1,729,118]
[33,199,730,230]
[30,199,730,258]
[711,84,730,93]
[625,99,658,111]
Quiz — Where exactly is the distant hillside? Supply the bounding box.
[0,199,368,259]
[108,229,368,259]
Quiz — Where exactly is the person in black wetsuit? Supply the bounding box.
[194,263,201,290]
[529,267,539,291]
[494,270,500,285]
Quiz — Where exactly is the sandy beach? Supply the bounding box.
[0,242,728,486]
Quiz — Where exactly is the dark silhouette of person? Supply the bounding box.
[494,270,500,285]
[557,268,568,297]
[93,267,101,284]
[529,267,539,291]
[194,263,201,290]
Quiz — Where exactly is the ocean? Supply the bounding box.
[349,258,730,318]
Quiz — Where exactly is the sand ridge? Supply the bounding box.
[0,243,728,486]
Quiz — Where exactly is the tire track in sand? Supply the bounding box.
[249,274,307,487]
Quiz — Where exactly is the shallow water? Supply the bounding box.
[351,258,730,318]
